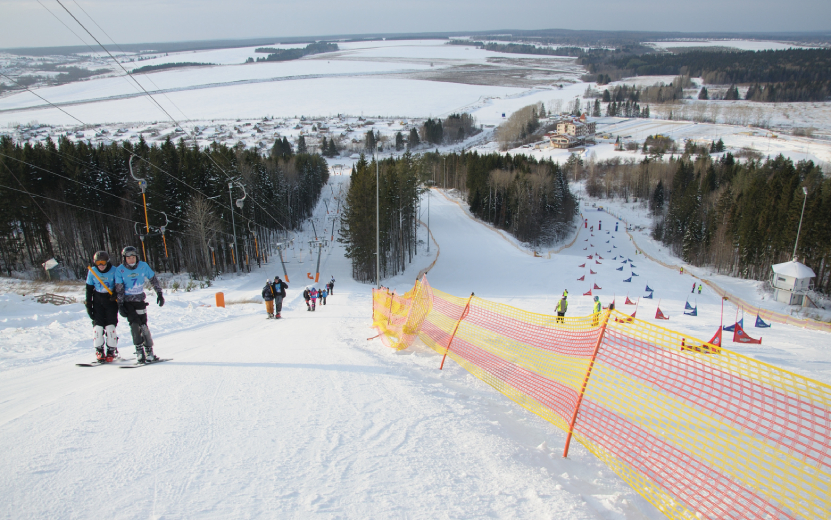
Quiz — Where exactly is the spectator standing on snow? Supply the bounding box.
[698,284,702,294]
[691,282,696,293]
[329,276,335,295]
[320,287,328,305]
[556,295,568,323]
[85,251,119,362]
[115,246,164,364]
[262,278,276,319]
[592,295,602,326]
[310,287,318,311]
[273,276,288,319]
[303,286,312,311]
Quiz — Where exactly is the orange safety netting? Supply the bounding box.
[372,276,831,519]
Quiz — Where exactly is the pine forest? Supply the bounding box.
[0,136,329,279]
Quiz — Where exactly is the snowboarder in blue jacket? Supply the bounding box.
[114,246,164,364]
[85,251,119,362]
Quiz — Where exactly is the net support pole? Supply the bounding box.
[387,288,395,326]
[440,292,474,370]
[563,308,611,458]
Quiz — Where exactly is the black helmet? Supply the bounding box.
[93,251,110,263]
[121,246,139,267]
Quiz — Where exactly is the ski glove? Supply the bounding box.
[118,304,127,317]
[157,293,165,307]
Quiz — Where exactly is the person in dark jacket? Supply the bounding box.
[303,286,311,311]
[262,278,276,319]
[85,251,119,362]
[329,276,335,295]
[272,276,288,318]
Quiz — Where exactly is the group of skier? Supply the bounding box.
[84,246,165,364]
[262,276,289,319]
[302,277,334,311]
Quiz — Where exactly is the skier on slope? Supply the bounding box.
[310,287,318,311]
[329,276,335,295]
[262,278,276,319]
[303,286,312,311]
[556,294,568,324]
[115,246,164,364]
[85,251,119,362]
[592,295,602,326]
[319,286,327,306]
[272,276,288,318]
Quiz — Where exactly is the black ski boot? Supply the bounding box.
[144,345,158,363]
[135,344,146,364]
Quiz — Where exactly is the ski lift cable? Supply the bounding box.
[1,162,53,223]
[27,1,297,244]
[66,0,192,123]
[0,73,86,126]
[0,179,235,246]
[0,151,237,241]
[35,0,164,110]
[54,0,187,133]
[54,0,293,232]
[35,0,99,56]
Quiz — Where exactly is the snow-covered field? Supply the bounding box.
[3,38,831,168]
[644,39,817,51]
[2,170,829,518]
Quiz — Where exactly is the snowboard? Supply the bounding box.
[76,357,133,367]
[120,358,172,369]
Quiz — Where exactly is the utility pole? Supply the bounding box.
[228,181,246,271]
[793,186,808,261]
[375,143,381,288]
[228,182,238,270]
[427,181,430,253]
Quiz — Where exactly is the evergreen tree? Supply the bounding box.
[724,85,740,100]
[297,135,307,154]
[395,131,404,151]
[698,86,709,100]
[592,99,601,117]
[650,179,665,214]
[408,127,420,149]
[602,89,611,102]
[364,130,376,152]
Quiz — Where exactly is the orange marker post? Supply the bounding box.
[440,292,474,370]
[563,308,611,458]
[215,292,225,308]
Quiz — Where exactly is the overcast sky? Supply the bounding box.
[2,0,830,49]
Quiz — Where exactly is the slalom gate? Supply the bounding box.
[372,276,831,519]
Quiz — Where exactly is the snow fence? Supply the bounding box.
[372,276,831,520]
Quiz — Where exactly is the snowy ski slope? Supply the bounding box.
[1,174,829,518]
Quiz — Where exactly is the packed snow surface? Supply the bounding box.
[2,173,830,518]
